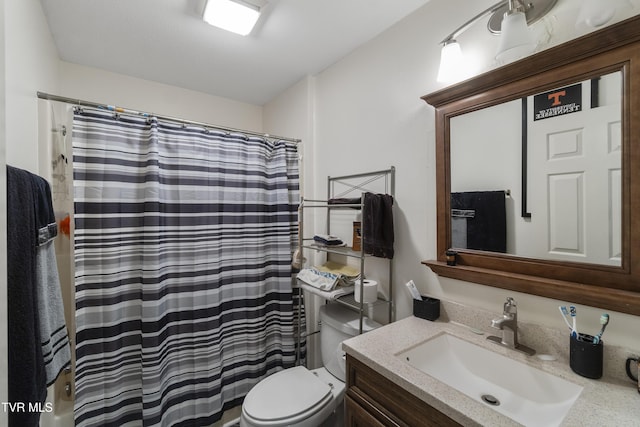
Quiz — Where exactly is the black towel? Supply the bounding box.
[450,191,507,253]
[328,197,362,209]
[7,166,47,427]
[363,192,394,259]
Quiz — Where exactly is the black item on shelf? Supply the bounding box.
[445,249,457,266]
[313,235,344,246]
[413,297,440,321]
[570,333,603,379]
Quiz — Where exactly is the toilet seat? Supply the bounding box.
[242,366,335,426]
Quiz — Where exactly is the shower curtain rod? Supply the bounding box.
[37,91,302,144]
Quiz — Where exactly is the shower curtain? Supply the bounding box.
[72,108,301,427]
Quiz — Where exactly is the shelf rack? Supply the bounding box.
[299,167,395,333]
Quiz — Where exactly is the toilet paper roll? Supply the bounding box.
[354,279,378,303]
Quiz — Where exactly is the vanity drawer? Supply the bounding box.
[346,355,462,427]
[345,394,389,427]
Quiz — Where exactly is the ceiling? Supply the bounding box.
[39,0,431,106]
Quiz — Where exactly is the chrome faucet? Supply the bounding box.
[487,297,535,356]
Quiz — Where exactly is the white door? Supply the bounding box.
[526,79,621,266]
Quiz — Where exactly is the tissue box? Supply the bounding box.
[413,297,440,321]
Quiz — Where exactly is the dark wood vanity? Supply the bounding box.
[345,355,462,427]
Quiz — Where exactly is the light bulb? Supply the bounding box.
[496,11,535,63]
[437,41,466,83]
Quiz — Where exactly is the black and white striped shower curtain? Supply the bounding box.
[72,109,302,427]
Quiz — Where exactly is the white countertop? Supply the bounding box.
[342,314,640,426]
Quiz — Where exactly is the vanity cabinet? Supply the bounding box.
[345,355,462,427]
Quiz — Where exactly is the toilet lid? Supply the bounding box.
[243,366,333,422]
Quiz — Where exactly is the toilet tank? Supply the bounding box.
[319,303,381,381]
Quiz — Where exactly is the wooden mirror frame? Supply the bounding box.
[422,15,640,316]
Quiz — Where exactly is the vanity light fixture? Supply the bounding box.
[203,0,262,36]
[437,0,624,83]
[436,0,557,83]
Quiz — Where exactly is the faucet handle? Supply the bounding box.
[504,297,517,314]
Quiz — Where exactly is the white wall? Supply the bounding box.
[5,0,59,172]
[265,0,640,350]
[58,61,263,133]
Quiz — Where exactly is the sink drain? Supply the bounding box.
[481,394,500,406]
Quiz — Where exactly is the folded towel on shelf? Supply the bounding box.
[313,234,344,246]
[363,192,395,259]
[297,261,361,291]
[297,268,340,291]
[316,261,360,279]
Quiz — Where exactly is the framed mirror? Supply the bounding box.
[450,71,622,266]
[422,15,640,316]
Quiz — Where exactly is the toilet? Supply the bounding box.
[240,303,380,427]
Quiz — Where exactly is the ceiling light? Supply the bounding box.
[437,0,557,82]
[203,0,261,36]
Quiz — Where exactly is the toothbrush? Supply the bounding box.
[405,280,423,301]
[559,306,573,331]
[592,313,610,344]
[569,306,578,338]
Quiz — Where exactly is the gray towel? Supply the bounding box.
[37,239,71,386]
[31,172,71,386]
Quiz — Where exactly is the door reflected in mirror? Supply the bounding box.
[450,71,621,266]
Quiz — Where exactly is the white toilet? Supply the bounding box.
[240,303,380,427]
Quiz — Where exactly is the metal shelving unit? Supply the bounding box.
[299,167,395,333]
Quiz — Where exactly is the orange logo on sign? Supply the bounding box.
[548,90,566,106]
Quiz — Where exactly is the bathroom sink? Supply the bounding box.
[396,333,583,427]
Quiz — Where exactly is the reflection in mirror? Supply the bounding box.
[450,72,621,266]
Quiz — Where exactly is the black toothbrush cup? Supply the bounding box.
[570,333,603,379]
